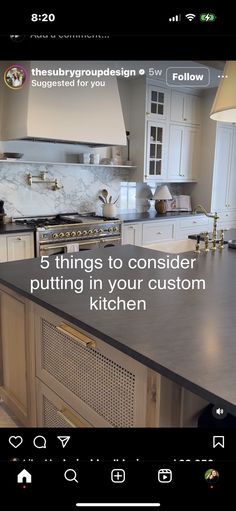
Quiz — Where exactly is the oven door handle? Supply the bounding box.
[41,244,69,250]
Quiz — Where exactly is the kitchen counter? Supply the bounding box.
[0,242,236,415]
[0,223,35,234]
[118,211,200,223]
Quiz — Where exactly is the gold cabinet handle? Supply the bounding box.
[56,322,96,348]
[17,237,22,241]
[57,408,88,428]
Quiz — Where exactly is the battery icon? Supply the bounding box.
[200,13,216,22]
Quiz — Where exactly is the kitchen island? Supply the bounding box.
[0,242,235,427]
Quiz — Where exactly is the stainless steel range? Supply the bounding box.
[15,213,122,256]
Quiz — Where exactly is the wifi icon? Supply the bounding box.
[185,13,196,21]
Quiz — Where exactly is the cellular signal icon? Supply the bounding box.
[169,14,181,22]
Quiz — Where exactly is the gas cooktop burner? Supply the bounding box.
[15,213,119,227]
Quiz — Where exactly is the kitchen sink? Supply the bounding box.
[143,239,203,254]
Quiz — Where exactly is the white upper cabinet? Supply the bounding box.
[146,85,170,120]
[170,91,201,125]
[227,128,236,210]
[145,121,168,180]
[211,125,236,212]
[168,125,199,181]
[129,77,201,183]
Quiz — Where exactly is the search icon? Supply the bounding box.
[33,436,47,449]
[64,469,78,483]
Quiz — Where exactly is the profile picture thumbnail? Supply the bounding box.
[4,65,28,90]
[204,468,219,483]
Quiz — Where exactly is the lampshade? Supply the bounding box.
[210,61,236,122]
[153,185,172,200]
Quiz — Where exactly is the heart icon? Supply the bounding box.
[9,436,23,448]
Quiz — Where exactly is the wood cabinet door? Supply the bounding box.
[36,380,93,427]
[0,290,36,425]
[0,236,7,263]
[35,307,148,427]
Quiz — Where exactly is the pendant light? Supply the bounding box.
[210,61,236,122]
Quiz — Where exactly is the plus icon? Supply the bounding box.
[111,468,126,483]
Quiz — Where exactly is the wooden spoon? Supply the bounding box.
[101,189,108,203]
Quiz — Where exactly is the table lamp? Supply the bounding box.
[153,185,172,214]
[210,61,236,122]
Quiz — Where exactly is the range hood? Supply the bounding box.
[0,61,126,146]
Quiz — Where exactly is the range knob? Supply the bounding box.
[93,229,98,234]
[76,231,81,236]
[70,231,76,237]
[52,233,59,239]
[113,226,119,232]
[65,232,71,237]
[59,232,65,238]
[88,229,93,234]
[82,230,88,236]
[108,227,113,232]
[99,228,103,233]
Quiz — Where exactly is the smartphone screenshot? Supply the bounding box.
[0,7,235,509]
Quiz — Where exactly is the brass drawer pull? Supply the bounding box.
[57,408,87,428]
[56,322,96,348]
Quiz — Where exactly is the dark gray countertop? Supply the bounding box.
[0,241,236,414]
[118,211,199,223]
[0,224,35,234]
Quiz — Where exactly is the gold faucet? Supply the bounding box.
[193,204,220,250]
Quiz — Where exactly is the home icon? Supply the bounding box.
[17,469,32,484]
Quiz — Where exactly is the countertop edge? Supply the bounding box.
[0,274,235,415]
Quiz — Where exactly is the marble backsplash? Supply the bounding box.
[0,163,130,218]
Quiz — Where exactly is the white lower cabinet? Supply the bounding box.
[122,223,142,245]
[175,215,209,240]
[122,216,213,245]
[0,232,34,262]
[142,221,175,245]
[218,211,236,230]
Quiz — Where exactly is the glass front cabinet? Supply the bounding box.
[145,121,168,180]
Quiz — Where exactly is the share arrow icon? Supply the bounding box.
[57,436,71,448]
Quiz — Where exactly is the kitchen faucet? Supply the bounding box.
[193,204,220,250]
